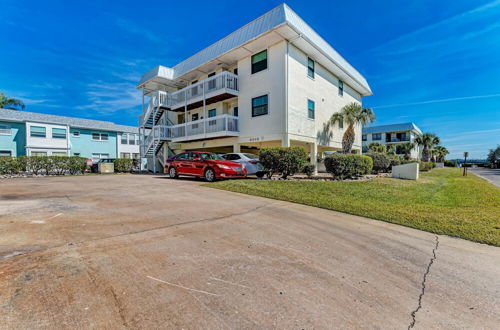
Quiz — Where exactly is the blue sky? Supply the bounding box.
[1,0,499,159]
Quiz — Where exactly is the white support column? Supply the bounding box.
[282,135,290,147]
[233,144,241,153]
[184,91,187,138]
[202,82,206,136]
[310,142,318,176]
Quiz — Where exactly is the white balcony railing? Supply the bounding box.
[142,114,239,154]
[139,71,239,127]
[169,71,238,110]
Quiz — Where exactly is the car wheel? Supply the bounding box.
[205,168,216,182]
[169,166,178,178]
[256,171,265,178]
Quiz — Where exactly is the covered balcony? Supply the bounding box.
[141,114,239,156]
[169,71,238,111]
[139,71,238,129]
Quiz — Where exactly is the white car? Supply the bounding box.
[222,153,266,177]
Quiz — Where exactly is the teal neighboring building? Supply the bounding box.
[0,108,139,161]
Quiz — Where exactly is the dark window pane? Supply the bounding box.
[251,50,267,74]
[308,58,315,78]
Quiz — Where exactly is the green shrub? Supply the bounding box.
[114,158,133,172]
[444,160,457,167]
[324,154,373,180]
[419,161,434,172]
[68,156,88,174]
[51,156,70,175]
[0,157,25,174]
[259,147,281,178]
[366,152,392,173]
[26,156,45,175]
[259,147,307,179]
[278,147,307,179]
[388,156,401,169]
[302,164,315,178]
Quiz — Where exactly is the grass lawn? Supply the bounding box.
[205,168,500,246]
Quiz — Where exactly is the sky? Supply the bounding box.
[1,0,499,159]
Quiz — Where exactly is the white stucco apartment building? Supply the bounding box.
[362,123,423,159]
[138,4,372,173]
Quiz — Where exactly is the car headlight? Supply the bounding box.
[217,164,231,170]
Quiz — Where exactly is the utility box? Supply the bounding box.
[98,162,114,174]
[392,163,419,180]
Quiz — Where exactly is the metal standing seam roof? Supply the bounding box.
[0,108,138,134]
[138,3,372,95]
[362,123,422,135]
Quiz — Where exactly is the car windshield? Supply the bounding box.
[244,153,258,159]
[199,153,224,160]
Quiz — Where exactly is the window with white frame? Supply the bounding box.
[121,133,128,144]
[31,151,47,156]
[128,133,137,145]
[372,133,382,141]
[72,131,80,137]
[120,152,131,158]
[307,58,315,78]
[0,150,12,157]
[30,126,46,138]
[338,80,344,96]
[0,124,11,135]
[307,99,315,119]
[52,152,67,156]
[92,132,108,141]
[52,128,66,139]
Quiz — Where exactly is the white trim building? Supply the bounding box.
[362,123,423,159]
[138,4,372,173]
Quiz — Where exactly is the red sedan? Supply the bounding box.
[166,151,247,182]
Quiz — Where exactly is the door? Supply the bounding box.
[175,152,190,174]
[191,152,205,176]
[178,114,185,124]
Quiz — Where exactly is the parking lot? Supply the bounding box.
[1,174,499,329]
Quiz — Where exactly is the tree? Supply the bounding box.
[367,142,386,153]
[415,133,440,162]
[399,142,415,160]
[329,103,375,153]
[432,146,449,162]
[0,91,25,110]
[487,145,500,168]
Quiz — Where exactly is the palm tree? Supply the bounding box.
[367,142,386,153]
[329,103,375,153]
[399,142,415,160]
[433,146,449,162]
[415,133,440,162]
[0,91,25,110]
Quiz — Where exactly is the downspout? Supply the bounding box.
[285,41,289,140]
[66,124,70,155]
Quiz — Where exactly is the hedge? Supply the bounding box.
[365,152,392,174]
[324,154,373,180]
[444,160,457,167]
[419,161,435,172]
[0,156,87,175]
[114,158,134,172]
[259,147,308,179]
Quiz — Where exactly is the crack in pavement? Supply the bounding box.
[408,235,439,329]
[0,203,271,262]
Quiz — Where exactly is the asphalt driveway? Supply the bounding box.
[469,167,500,187]
[0,174,499,329]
